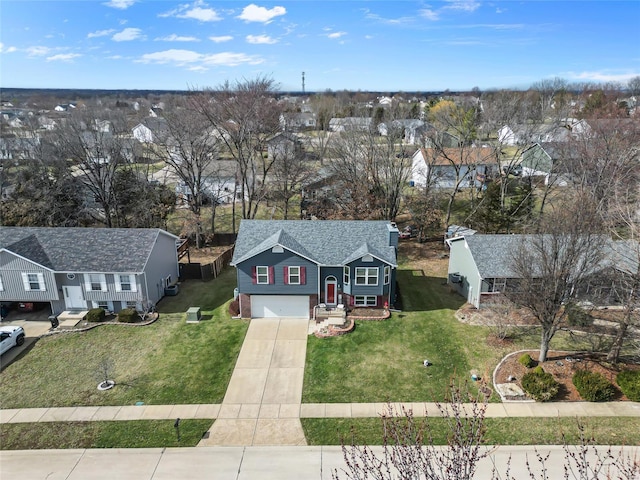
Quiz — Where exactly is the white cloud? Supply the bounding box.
[202,52,263,66]
[238,4,286,23]
[103,0,136,9]
[156,34,199,42]
[27,46,52,57]
[210,35,233,43]
[88,29,116,39]
[419,8,440,21]
[0,43,17,53]
[160,1,221,22]
[47,53,82,62]
[112,28,145,42]
[444,0,481,12]
[568,71,640,83]
[327,32,346,39]
[138,49,263,67]
[246,34,277,44]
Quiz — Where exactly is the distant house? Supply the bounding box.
[266,131,304,159]
[520,142,575,186]
[410,147,497,189]
[280,112,316,131]
[132,118,169,144]
[231,220,399,318]
[328,117,373,133]
[54,103,76,112]
[0,227,180,316]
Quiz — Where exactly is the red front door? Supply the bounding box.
[326,282,336,304]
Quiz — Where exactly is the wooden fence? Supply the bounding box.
[179,246,234,281]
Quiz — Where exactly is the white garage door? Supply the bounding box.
[250,295,310,318]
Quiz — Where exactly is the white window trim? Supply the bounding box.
[287,266,301,285]
[355,267,379,286]
[85,273,107,292]
[256,266,269,285]
[21,272,45,291]
[343,266,350,285]
[354,295,377,307]
[0,275,3,292]
[115,274,137,293]
[384,266,390,285]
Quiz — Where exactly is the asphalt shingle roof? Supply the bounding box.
[232,220,397,267]
[0,227,172,273]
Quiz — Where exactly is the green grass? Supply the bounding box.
[301,417,640,446]
[0,269,248,408]
[0,420,213,449]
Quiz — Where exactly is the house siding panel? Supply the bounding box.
[140,231,180,306]
[447,238,481,307]
[0,251,58,301]
[237,250,317,295]
[347,259,387,296]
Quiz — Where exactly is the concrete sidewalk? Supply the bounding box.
[2,445,639,480]
[3,401,639,425]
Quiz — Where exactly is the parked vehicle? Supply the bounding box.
[0,326,26,355]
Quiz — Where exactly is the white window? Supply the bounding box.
[85,274,107,292]
[355,267,378,286]
[0,275,3,291]
[116,274,137,292]
[384,266,391,285]
[21,272,45,291]
[256,266,269,284]
[354,295,377,307]
[125,301,138,309]
[93,301,111,311]
[343,266,350,285]
[287,266,301,285]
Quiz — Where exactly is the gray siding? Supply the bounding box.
[83,274,145,302]
[143,230,180,305]
[237,249,318,295]
[0,251,58,301]
[447,238,482,307]
[347,258,388,296]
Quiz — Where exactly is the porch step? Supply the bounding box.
[56,310,88,328]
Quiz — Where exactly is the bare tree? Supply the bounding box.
[504,198,608,362]
[155,98,222,247]
[192,76,283,220]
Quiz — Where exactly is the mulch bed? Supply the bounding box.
[494,349,639,402]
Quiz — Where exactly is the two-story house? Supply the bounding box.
[0,227,180,316]
[231,220,399,319]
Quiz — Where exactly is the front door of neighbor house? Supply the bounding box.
[325,277,337,305]
[63,286,85,310]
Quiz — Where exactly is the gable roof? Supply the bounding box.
[0,227,177,273]
[231,220,397,267]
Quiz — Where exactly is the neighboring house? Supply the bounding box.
[132,118,169,144]
[410,147,497,189]
[279,112,316,131]
[328,117,373,133]
[266,131,304,159]
[446,234,636,308]
[520,142,575,186]
[377,119,424,138]
[498,123,573,146]
[231,220,399,318]
[0,227,180,315]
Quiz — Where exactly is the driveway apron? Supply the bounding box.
[199,317,308,446]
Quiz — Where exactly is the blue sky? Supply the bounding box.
[1,0,639,92]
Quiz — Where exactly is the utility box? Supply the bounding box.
[186,307,201,323]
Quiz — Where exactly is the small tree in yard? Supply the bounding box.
[95,357,115,389]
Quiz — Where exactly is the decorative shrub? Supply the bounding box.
[532,365,545,375]
[117,308,139,323]
[86,308,106,323]
[229,300,240,316]
[572,370,616,402]
[617,370,640,402]
[521,370,559,402]
[518,353,536,368]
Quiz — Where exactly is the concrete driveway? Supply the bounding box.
[0,309,53,371]
[199,317,308,446]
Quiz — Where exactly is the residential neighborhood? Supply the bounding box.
[1,80,640,477]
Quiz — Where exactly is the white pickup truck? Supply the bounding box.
[0,326,26,355]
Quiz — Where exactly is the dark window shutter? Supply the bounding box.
[268,266,275,284]
[252,266,257,284]
[300,266,306,285]
[284,266,289,285]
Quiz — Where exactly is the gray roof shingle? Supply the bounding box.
[232,220,397,267]
[0,227,174,273]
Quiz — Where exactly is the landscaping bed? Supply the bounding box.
[494,350,639,402]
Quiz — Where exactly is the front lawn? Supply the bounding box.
[0,268,248,408]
